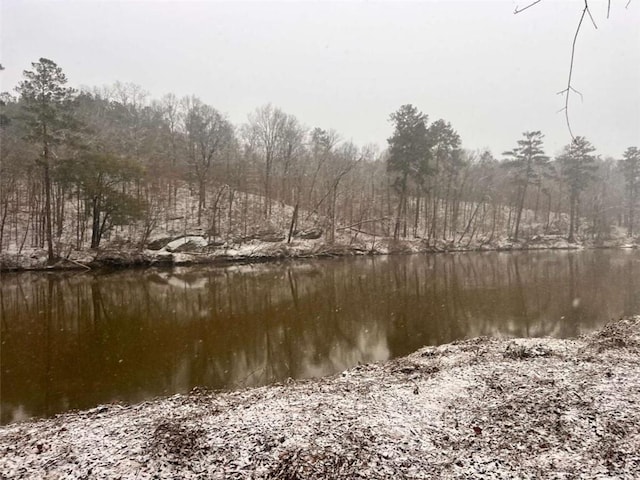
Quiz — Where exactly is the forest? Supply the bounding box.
[1,58,640,264]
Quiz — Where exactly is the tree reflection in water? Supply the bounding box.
[1,250,638,424]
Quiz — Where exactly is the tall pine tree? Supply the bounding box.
[16,58,76,262]
[502,131,549,240]
[387,105,430,240]
[557,136,597,242]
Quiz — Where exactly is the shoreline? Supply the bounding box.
[1,234,637,273]
[2,317,639,479]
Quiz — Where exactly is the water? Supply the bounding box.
[2,250,640,425]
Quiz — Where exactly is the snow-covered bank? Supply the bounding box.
[2,232,639,272]
[2,317,639,479]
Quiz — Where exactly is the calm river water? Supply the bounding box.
[2,250,640,425]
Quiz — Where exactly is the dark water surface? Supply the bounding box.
[2,250,640,425]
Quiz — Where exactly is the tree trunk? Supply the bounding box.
[628,188,635,237]
[394,176,407,241]
[544,191,551,233]
[514,182,527,242]
[0,196,9,253]
[413,193,421,238]
[197,177,206,225]
[287,203,299,244]
[329,185,338,243]
[43,142,55,262]
[91,197,101,249]
[568,192,577,243]
[265,152,272,218]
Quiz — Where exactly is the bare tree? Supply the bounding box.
[244,104,289,218]
[183,96,234,225]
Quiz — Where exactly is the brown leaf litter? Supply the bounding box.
[1,317,640,479]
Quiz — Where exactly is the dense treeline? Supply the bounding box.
[0,58,639,261]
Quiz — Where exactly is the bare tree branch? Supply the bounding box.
[557,1,591,140]
[585,2,599,29]
[519,0,632,140]
[336,217,389,232]
[569,86,584,102]
[571,87,584,101]
[514,0,543,14]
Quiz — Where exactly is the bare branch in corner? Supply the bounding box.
[514,0,543,15]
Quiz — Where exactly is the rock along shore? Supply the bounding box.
[2,233,636,272]
[1,317,639,479]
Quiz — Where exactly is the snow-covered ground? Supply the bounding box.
[2,230,638,272]
[2,316,639,479]
[4,181,637,272]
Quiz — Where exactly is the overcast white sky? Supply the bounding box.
[1,0,638,158]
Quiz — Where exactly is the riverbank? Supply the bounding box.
[2,316,639,479]
[1,232,638,272]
